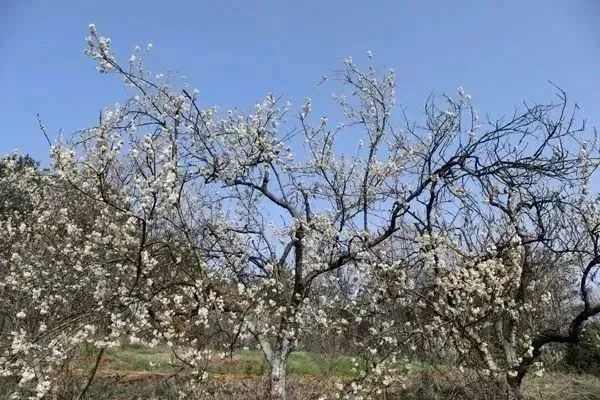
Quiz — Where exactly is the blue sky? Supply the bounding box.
[1,0,599,166]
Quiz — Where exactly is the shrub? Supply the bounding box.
[562,322,600,375]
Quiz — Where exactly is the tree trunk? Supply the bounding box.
[506,374,523,400]
[269,351,287,400]
[258,335,291,400]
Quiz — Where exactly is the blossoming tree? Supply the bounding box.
[1,24,599,400]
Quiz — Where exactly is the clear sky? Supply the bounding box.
[1,0,599,166]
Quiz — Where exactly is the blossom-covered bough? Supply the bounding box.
[0,24,599,400]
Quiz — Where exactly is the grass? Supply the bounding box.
[523,372,600,400]
[97,345,359,377]
[103,345,176,373]
[64,345,600,399]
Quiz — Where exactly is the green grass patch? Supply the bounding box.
[103,344,177,372]
[288,351,356,376]
[93,346,361,377]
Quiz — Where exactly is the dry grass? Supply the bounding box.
[523,372,600,400]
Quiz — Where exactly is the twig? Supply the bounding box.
[75,347,105,400]
[36,113,52,146]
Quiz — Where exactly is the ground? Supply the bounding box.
[19,345,600,399]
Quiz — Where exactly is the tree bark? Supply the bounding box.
[269,351,287,400]
[506,375,523,400]
[259,335,291,400]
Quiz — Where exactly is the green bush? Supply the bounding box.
[562,322,600,375]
